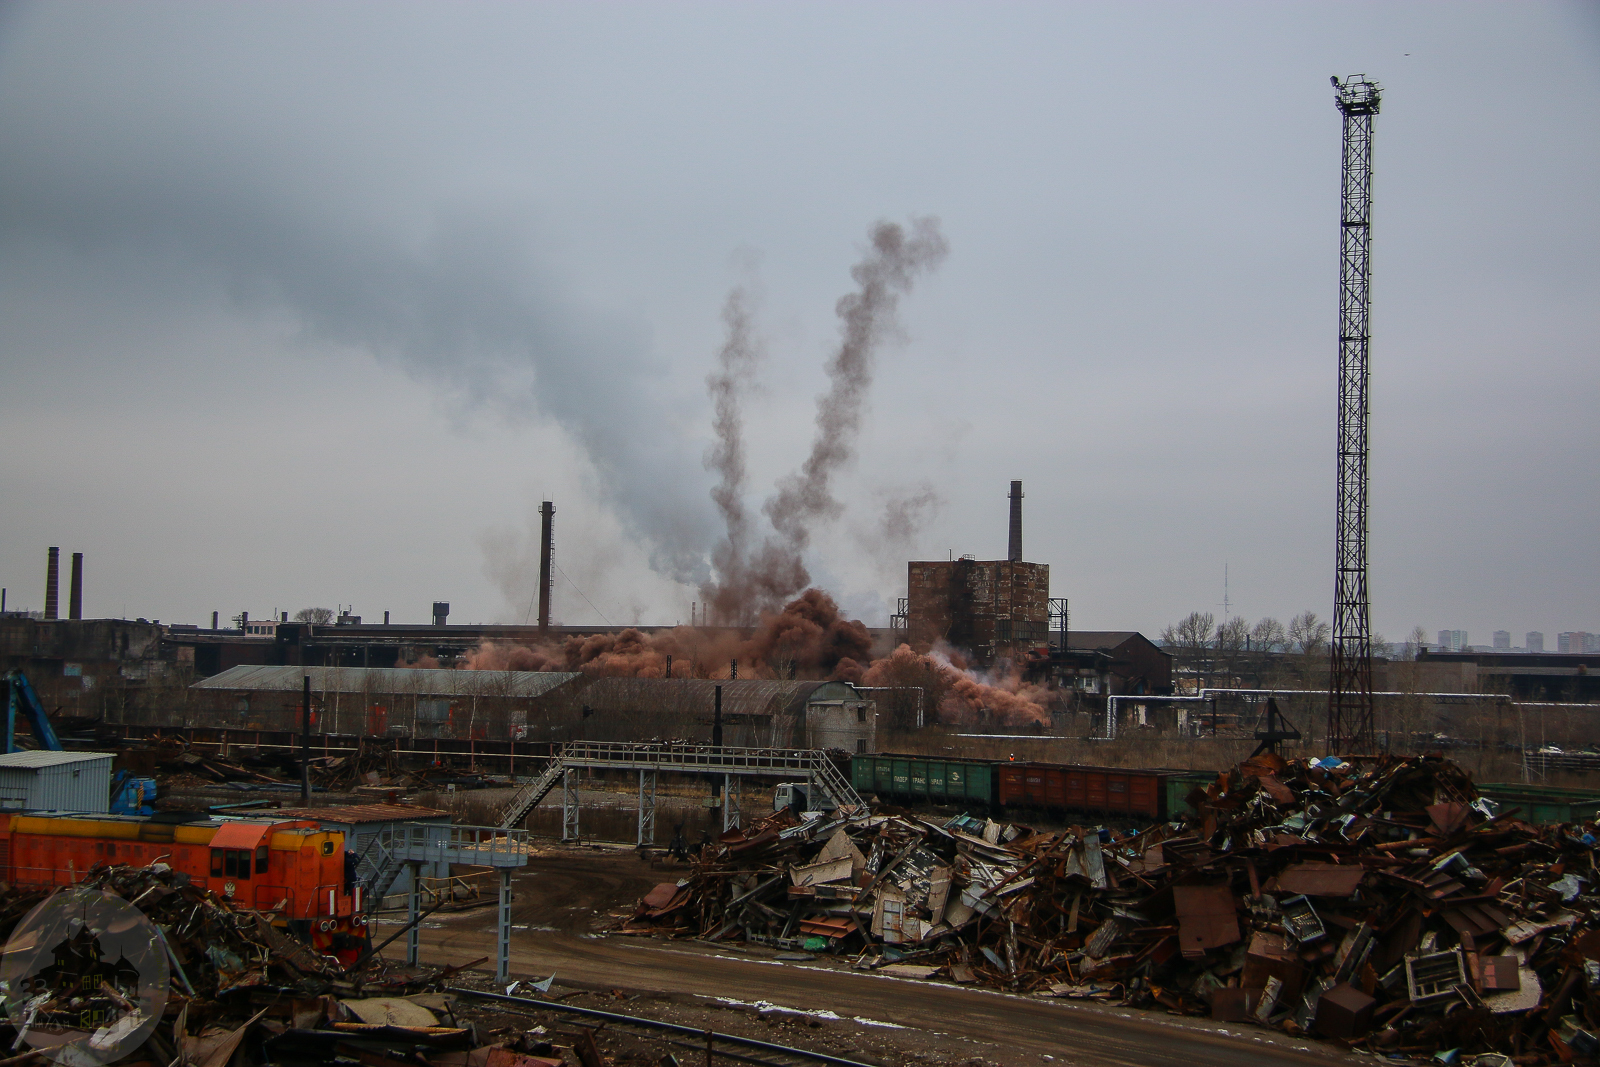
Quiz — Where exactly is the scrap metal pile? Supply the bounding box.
[623,755,1600,1063]
[0,864,564,1067]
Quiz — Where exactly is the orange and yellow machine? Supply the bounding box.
[0,812,370,962]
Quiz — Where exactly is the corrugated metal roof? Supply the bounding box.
[270,804,452,824]
[577,677,824,719]
[0,750,114,769]
[192,665,583,698]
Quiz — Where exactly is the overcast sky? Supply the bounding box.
[1,1,1596,645]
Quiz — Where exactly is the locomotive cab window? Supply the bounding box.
[211,849,253,879]
[255,846,269,874]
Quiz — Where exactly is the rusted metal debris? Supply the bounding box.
[0,863,568,1067]
[621,754,1600,1063]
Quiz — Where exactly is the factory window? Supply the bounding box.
[856,740,867,754]
[856,707,866,723]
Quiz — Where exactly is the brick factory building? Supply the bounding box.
[904,558,1051,666]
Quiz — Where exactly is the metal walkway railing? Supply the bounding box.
[496,742,866,831]
[363,822,530,912]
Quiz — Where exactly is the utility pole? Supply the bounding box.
[1327,74,1382,755]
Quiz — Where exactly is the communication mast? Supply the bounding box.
[1328,75,1381,754]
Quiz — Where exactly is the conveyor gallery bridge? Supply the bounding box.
[496,741,865,843]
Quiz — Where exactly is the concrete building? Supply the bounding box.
[1416,648,1600,701]
[1558,632,1594,654]
[182,665,584,739]
[904,559,1050,665]
[1438,630,1469,653]
[1527,632,1545,652]
[1493,630,1511,650]
[570,677,878,752]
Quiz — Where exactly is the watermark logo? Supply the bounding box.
[0,887,169,1066]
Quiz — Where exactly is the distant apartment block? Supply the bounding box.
[1492,630,1511,650]
[1558,631,1595,653]
[1527,631,1545,652]
[1437,629,1468,652]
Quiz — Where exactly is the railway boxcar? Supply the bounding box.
[0,812,368,961]
[998,763,1173,822]
[851,754,999,808]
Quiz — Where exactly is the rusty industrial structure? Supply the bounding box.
[901,480,1050,666]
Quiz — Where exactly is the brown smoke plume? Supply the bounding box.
[459,639,563,672]
[457,588,870,681]
[763,217,948,551]
[701,218,947,623]
[834,642,1052,728]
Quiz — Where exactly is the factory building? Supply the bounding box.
[902,480,1051,665]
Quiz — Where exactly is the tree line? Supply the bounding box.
[1160,611,1430,662]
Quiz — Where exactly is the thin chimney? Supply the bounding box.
[44,548,59,620]
[538,500,555,633]
[1007,480,1024,562]
[68,553,83,620]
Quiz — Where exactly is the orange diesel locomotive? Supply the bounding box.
[0,812,370,962]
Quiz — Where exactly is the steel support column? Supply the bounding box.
[561,767,579,841]
[406,861,422,966]
[1328,75,1382,755]
[496,868,512,982]
[636,768,656,846]
[722,774,740,831]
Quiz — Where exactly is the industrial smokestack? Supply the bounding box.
[538,500,555,633]
[68,553,83,620]
[44,548,59,620]
[1007,481,1024,562]
[212,611,219,630]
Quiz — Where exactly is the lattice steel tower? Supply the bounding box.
[1328,75,1381,754]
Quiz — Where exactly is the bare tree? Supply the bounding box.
[1250,616,1287,652]
[1288,611,1330,656]
[294,607,334,625]
[1160,611,1216,692]
[1160,611,1216,653]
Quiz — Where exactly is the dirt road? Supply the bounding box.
[379,847,1355,1067]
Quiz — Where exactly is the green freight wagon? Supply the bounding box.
[1164,770,1221,819]
[1476,783,1600,825]
[850,754,999,809]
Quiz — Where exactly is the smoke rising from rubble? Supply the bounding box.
[455,588,1051,728]
[458,587,872,678]
[834,642,1052,728]
[700,218,948,624]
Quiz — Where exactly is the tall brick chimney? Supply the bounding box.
[44,547,59,620]
[1007,481,1024,562]
[68,552,83,620]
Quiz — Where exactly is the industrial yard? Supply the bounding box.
[1,4,1596,1067]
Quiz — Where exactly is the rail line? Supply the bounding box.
[447,987,875,1067]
